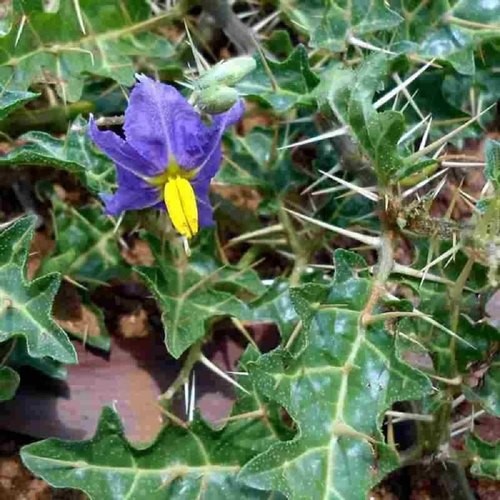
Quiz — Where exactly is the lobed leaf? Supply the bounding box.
[0,86,38,121]
[0,216,77,364]
[239,250,431,499]
[136,233,265,358]
[40,195,127,285]
[21,406,273,500]
[236,45,319,112]
[0,116,116,194]
[0,0,175,101]
[0,365,20,401]
[466,434,500,480]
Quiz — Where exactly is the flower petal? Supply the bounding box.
[89,117,161,179]
[198,99,245,179]
[192,177,214,228]
[124,75,209,169]
[100,186,161,216]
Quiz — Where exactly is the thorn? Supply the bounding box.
[113,212,124,235]
[199,354,250,394]
[373,59,436,110]
[402,168,448,199]
[301,164,341,195]
[450,410,486,431]
[73,0,86,35]
[183,378,189,417]
[182,236,191,257]
[385,410,434,423]
[392,73,426,120]
[225,224,283,247]
[251,10,279,33]
[14,15,26,48]
[157,405,188,429]
[62,275,88,291]
[389,262,455,286]
[420,243,462,275]
[278,126,348,150]
[440,161,485,168]
[398,114,432,145]
[311,185,348,196]
[406,104,496,163]
[432,143,447,160]
[418,116,433,151]
[347,35,396,55]
[183,20,210,74]
[285,208,381,247]
[318,170,379,202]
[188,371,196,422]
[431,175,448,200]
[216,409,264,424]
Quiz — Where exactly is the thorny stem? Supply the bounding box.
[0,338,17,367]
[159,340,203,402]
[361,232,394,324]
[198,0,256,54]
[278,202,308,286]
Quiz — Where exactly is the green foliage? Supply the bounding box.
[136,233,265,358]
[466,434,500,480]
[0,86,38,120]
[485,138,500,189]
[2,1,499,498]
[20,406,272,500]
[0,216,76,364]
[0,0,176,101]
[0,365,20,401]
[464,354,500,417]
[40,195,127,285]
[0,116,115,194]
[279,0,402,51]
[237,45,319,112]
[240,251,431,499]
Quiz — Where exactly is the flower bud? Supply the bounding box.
[197,56,256,89]
[196,85,239,114]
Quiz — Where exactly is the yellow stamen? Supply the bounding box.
[163,176,199,239]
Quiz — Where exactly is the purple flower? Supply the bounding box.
[89,74,244,238]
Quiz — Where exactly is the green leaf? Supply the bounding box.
[466,434,500,480]
[452,0,500,24]
[0,0,175,101]
[218,127,300,193]
[226,346,295,450]
[464,353,500,417]
[347,54,405,183]
[239,250,431,499]
[9,337,67,380]
[485,138,500,189]
[0,216,77,364]
[39,196,127,285]
[54,288,111,352]
[0,86,38,121]
[0,116,116,194]
[0,365,20,401]
[136,233,265,358]
[249,280,302,347]
[280,0,402,51]
[236,45,319,112]
[21,406,272,499]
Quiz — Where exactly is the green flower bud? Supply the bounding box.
[196,85,239,114]
[197,56,256,89]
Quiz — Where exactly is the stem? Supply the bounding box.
[198,0,256,53]
[159,341,203,402]
[278,202,308,286]
[361,232,394,323]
